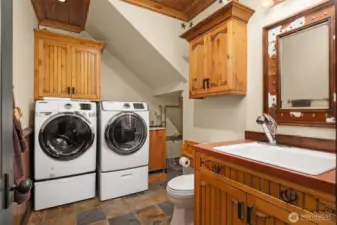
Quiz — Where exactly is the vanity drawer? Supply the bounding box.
[195,152,336,219]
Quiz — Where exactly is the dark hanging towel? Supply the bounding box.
[13,93,30,204]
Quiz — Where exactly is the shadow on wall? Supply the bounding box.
[193,95,246,132]
[86,0,185,91]
[100,50,181,136]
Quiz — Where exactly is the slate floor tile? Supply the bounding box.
[44,207,60,220]
[77,207,106,225]
[148,188,169,203]
[28,210,46,224]
[102,198,131,219]
[60,203,75,215]
[122,192,156,211]
[108,213,141,225]
[157,202,173,216]
[89,220,110,225]
[135,205,167,225]
[75,198,102,212]
[36,213,76,225]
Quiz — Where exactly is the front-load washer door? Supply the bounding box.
[39,112,94,161]
[105,112,147,155]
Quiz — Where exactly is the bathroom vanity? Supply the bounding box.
[193,140,335,225]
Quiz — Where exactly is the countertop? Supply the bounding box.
[194,139,336,194]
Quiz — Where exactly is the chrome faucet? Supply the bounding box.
[256,114,277,145]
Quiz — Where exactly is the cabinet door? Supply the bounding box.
[206,23,230,92]
[189,36,207,98]
[149,130,166,172]
[71,46,101,99]
[35,39,72,99]
[246,194,314,225]
[195,172,246,225]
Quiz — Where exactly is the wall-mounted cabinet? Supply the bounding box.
[34,29,105,100]
[181,1,254,99]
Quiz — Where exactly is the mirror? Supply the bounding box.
[279,22,330,109]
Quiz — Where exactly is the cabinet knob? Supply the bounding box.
[72,87,75,94]
[67,87,70,95]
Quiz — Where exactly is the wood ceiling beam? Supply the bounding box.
[120,0,189,21]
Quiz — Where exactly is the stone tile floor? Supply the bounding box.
[28,167,182,225]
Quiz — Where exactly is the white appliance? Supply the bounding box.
[98,101,149,201]
[34,99,97,210]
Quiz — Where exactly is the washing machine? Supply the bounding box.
[34,99,97,210]
[98,101,149,201]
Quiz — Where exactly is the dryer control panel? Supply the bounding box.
[102,101,148,111]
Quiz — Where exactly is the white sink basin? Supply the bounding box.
[213,142,336,175]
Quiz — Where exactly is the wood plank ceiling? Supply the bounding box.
[120,0,287,22]
[120,0,216,21]
[30,0,90,33]
[30,0,288,32]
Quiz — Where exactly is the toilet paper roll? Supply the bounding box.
[179,157,191,168]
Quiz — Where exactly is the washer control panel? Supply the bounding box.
[80,103,92,110]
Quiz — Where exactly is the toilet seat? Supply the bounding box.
[167,174,194,198]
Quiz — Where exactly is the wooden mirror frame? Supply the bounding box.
[263,0,336,128]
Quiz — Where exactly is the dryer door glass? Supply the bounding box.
[105,112,147,155]
[39,113,94,160]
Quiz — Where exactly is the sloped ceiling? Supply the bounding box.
[86,0,185,91]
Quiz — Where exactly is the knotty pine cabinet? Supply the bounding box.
[194,152,336,225]
[34,29,105,100]
[181,1,254,99]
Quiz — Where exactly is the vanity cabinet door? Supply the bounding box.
[149,130,166,172]
[195,171,246,225]
[189,36,207,98]
[206,23,230,93]
[246,194,315,225]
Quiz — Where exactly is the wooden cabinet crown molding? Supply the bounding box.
[180,1,255,42]
[34,29,105,51]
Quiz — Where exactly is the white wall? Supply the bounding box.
[101,50,182,158]
[245,0,335,139]
[183,0,335,143]
[13,0,37,128]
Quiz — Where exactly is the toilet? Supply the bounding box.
[166,174,194,225]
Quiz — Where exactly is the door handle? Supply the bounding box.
[67,87,70,95]
[72,87,75,94]
[238,201,244,220]
[4,174,33,209]
[11,179,33,194]
[247,205,253,225]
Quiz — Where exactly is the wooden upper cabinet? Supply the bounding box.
[34,29,105,100]
[189,36,206,97]
[206,23,230,93]
[35,39,72,98]
[71,46,101,99]
[181,1,254,99]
